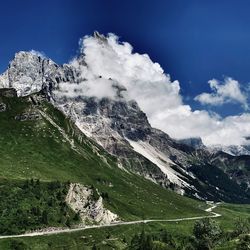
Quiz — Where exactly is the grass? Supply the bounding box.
[0,223,190,250]
[0,93,207,234]
[214,203,250,230]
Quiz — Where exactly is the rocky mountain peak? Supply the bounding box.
[93,31,107,43]
[0,50,79,99]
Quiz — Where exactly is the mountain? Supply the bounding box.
[0,33,250,204]
[178,137,250,157]
[208,144,250,156]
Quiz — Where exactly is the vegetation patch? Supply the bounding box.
[0,179,79,235]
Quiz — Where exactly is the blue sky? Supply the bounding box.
[1,0,250,117]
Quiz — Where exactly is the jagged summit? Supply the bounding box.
[0,50,77,98]
[93,31,107,42]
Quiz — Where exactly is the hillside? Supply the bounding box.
[0,89,207,235]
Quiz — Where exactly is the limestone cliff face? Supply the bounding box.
[0,51,76,98]
[65,183,118,225]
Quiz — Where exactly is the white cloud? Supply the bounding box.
[195,77,248,109]
[59,33,250,147]
[79,33,182,116]
[54,78,117,99]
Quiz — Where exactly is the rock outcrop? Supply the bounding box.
[65,183,118,225]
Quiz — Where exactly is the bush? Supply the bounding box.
[0,179,78,235]
[237,235,250,250]
[10,239,30,250]
[91,186,100,201]
[193,218,222,249]
[233,217,250,237]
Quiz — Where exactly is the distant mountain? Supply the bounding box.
[177,137,205,150]
[0,33,250,203]
[178,137,250,157]
[208,144,250,156]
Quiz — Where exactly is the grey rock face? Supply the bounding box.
[0,52,77,99]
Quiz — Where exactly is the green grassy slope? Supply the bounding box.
[0,92,206,232]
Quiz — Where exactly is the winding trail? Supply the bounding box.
[0,203,221,239]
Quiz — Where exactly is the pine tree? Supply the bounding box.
[41,210,48,224]
[92,244,97,250]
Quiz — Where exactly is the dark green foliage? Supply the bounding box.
[128,218,235,250]
[0,179,79,235]
[193,218,221,240]
[101,192,109,201]
[237,235,250,250]
[129,230,154,250]
[92,244,98,250]
[91,186,100,201]
[65,217,71,228]
[41,210,49,225]
[160,230,176,248]
[73,211,81,221]
[9,239,30,250]
[144,234,154,250]
[193,218,222,249]
[233,217,250,236]
[129,230,174,250]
